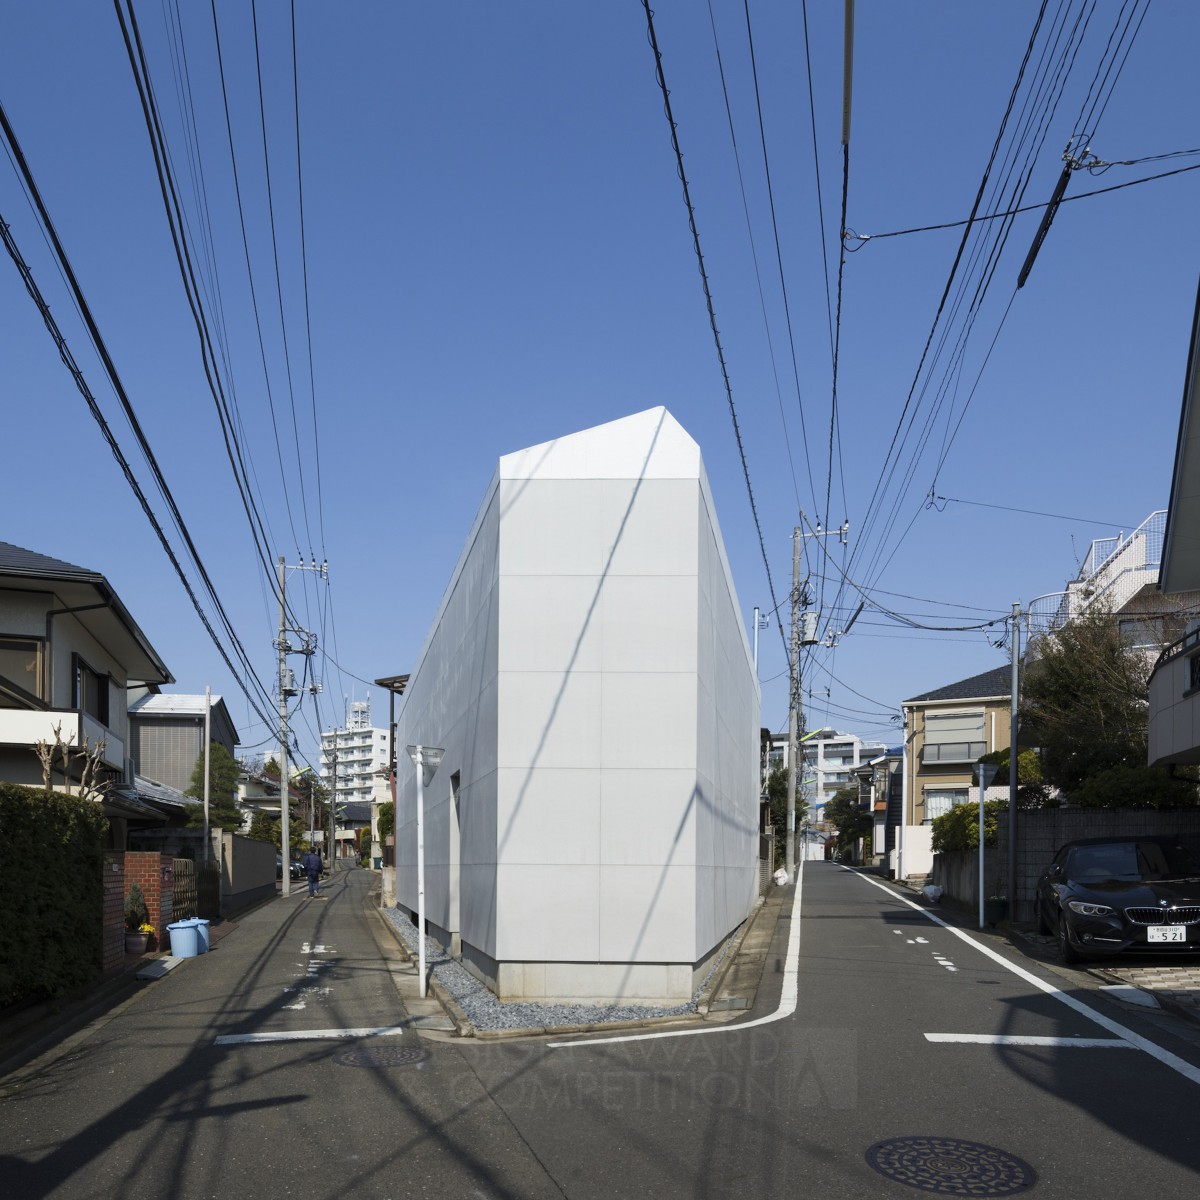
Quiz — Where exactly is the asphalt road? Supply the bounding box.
[4,861,1200,1198]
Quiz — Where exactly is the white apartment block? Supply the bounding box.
[320,700,390,808]
[764,727,887,819]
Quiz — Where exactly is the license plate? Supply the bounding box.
[1147,926,1187,943]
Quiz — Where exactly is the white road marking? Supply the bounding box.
[548,858,807,1048]
[215,1026,408,1045]
[848,868,1200,1088]
[926,1033,1133,1048]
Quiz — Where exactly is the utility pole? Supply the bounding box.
[788,517,850,871]
[203,685,211,863]
[275,555,327,897]
[1008,601,1021,915]
[277,557,292,897]
[786,528,801,878]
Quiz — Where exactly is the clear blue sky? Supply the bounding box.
[2,3,1196,770]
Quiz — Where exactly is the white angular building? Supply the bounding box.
[394,408,760,1005]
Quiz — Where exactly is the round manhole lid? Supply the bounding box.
[865,1137,1036,1195]
[333,1044,430,1069]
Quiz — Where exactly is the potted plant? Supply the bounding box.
[125,883,152,955]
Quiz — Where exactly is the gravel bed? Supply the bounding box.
[383,907,738,1032]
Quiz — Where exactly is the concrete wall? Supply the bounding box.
[395,409,759,1004]
[221,831,277,915]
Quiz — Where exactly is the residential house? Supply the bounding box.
[128,692,240,794]
[851,749,903,864]
[901,665,1013,826]
[393,408,759,1005]
[1150,272,1200,767]
[333,799,372,858]
[0,541,173,845]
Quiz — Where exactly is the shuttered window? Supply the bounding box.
[923,710,986,763]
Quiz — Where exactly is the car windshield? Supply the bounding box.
[1068,842,1200,882]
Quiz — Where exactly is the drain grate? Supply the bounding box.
[333,1044,430,1069]
[865,1137,1036,1195]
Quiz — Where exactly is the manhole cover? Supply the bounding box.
[333,1044,430,1069]
[865,1137,1036,1195]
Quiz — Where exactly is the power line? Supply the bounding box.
[703,0,803,513]
[250,0,315,555]
[927,491,1139,529]
[844,161,1200,244]
[114,0,283,609]
[640,0,788,661]
[0,164,275,730]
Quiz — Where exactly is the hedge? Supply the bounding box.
[0,781,108,1007]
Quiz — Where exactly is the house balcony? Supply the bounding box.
[0,708,125,771]
[1148,630,1200,766]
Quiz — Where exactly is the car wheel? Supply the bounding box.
[1036,897,1051,936]
[1058,908,1083,965]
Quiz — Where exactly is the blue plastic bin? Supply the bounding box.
[192,918,210,953]
[167,920,200,958]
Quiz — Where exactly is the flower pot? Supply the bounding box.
[984,898,1008,927]
[124,931,150,956]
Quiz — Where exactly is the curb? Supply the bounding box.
[367,896,472,1036]
[696,893,769,1015]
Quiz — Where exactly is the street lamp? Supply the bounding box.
[406,744,444,998]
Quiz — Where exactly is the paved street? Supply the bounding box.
[4,861,1200,1198]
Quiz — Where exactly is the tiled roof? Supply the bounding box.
[0,541,102,581]
[130,694,224,717]
[134,775,198,807]
[903,664,1012,705]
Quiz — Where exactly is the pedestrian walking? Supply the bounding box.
[303,847,323,898]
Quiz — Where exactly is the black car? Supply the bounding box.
[1034,836,1200,963]
[275,855,304,880]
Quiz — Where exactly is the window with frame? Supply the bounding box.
[0,637,43,700]
[1190,654,1200,693]
[1118,616,1164,650]
[922,710,987,763]
[73,655,109,725]
[924,788,969,822]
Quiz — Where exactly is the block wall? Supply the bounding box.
[102,852,126,974]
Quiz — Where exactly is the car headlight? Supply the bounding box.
[1067,900,1113,916]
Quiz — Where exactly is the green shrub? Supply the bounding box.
[124,882,149,931]
[377,802,394,842]
[931,798,1009,853]
[1068,764,1200,809]
[0,782,108,1006]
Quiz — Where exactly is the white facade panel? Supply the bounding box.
[495,766,600,865]
[599,864,695,962]
[598,768,698,866]
[495,863,602,960]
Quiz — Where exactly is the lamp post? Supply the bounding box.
[976,761,999,929]
[406,744,444,998]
